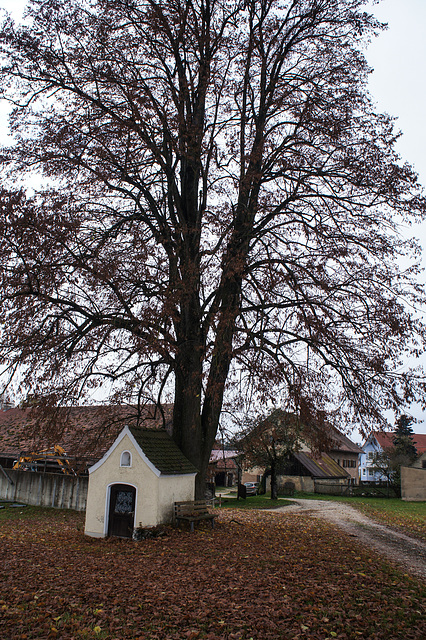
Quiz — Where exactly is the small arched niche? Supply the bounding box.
[120,450,132,467]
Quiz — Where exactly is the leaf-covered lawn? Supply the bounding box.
[345,499,426,541]
[291,495,426,541]
[0,507,425,639]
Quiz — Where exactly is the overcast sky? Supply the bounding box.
[364,0,426,433]
[367,0,426,187]
[1,0,426,432]
[1,0,425,184]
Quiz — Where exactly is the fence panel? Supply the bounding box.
[0,468,88,511]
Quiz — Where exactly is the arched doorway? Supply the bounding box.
[107,484,136,538]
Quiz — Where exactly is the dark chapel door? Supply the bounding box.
[108,484,136,538]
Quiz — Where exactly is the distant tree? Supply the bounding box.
[0,1,426,497]
[234,402,332,499]
[393,415,417,462]
[372,416,417,491]
[371,448,399,486]
[236,409,301,499]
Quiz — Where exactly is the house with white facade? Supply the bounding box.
[359,432,394,482]
[359,431,426,482]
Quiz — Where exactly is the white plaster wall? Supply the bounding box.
[84,432,196,536]
[84,433,158,536]
[158,474,195,523]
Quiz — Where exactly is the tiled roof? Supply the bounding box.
[328,427,363,453]
[0,405,173,462]
[209,449,239,471]
[209,449,239,463]
[413,433,426,454]
[214,457,238,471]
[129,427,197,475]
[294,451,349,478]
[372,431,395,450]
[371,431,426,455]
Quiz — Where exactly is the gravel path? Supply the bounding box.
[274,498,426,581]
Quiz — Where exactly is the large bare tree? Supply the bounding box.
[0,0,425,494]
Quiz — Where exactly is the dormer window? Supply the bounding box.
[120,451,132,467]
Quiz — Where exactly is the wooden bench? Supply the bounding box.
[174,500,217,532]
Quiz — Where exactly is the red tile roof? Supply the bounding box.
[372,431,426,455]
[0,405,173,463]
[372,431,395,450]
[413,433,426,455]
[215,458,238,471]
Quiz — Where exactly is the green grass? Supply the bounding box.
[291,492,426,515]
[0,501,84,525]
[341,497,425,539]
[285,492,426,540]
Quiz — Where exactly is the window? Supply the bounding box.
[362,469,366,475]
[367,452,374,460]
[120,451,132,467]
[368,469,374,476]
[342,459,356,468]
[422,460,426,469]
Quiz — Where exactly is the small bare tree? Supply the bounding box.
[235,409,302,499]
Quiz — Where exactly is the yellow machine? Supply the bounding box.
[13,445,76,475]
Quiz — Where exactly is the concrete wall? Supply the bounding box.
[412,453,426,469]
[0,468,87,511]
[84,432,196,537]
[401,466,426,501]
[314,478,350,495]
[277,475,315,493]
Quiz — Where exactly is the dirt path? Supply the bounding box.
[273,499,426,581]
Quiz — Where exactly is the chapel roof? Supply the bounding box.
[128,426,197,475]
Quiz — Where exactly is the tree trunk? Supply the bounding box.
[171,307,205,489]
[270,460,278,500]
[170,278,217,498]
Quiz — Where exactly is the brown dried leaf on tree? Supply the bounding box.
[0,1,426,494]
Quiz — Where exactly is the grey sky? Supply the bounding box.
[367,0,426,186]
